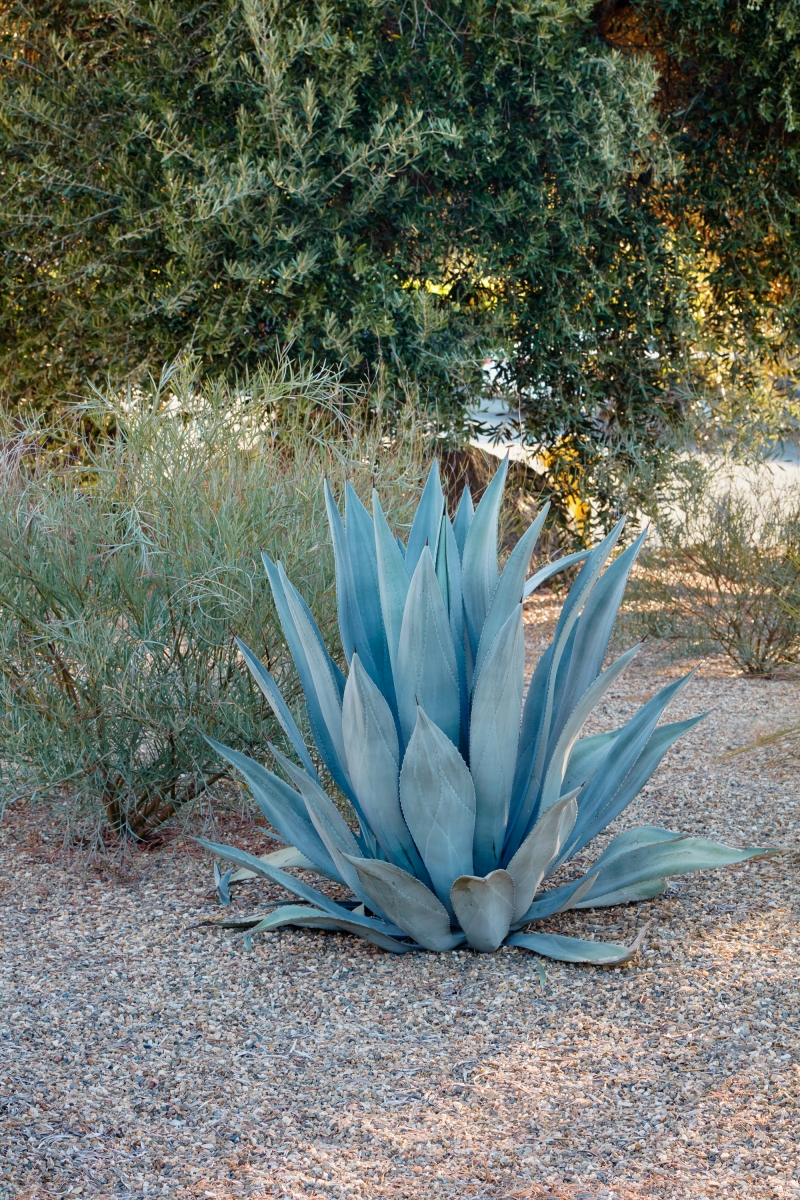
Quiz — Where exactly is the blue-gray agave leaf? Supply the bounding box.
[324,479,376,678]
[344,483,393,698]
[342,654,430,881]
[470,604,524,876]
[263,554,352,800]
[567,716,706,860]
[461,454,509,662]
[574,835,770,905]
[452,484,474,557]
[572,878,668,908]
[194,838,395,936]
[505,790,579,920]
[435,512,468,743]
[203,736,341,879]
[537,644,640,817]
[246,905,412,953]
[234,637,320,782]
[473,502,549,683]
[450,870,515,952]
[523,549,590,597]
[268,743,371,901]
[343,855,464,951]
[395,547,460,747]
[406,460,445,576]
[399,705,475,911]
[508,925,650,965]
[373,491,410,683]
[560,730,619,795]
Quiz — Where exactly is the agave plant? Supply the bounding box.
[199,459,768,962]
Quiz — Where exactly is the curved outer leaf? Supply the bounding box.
[575,835,771,904]
[508,923,650,965]
[583,825,684,871]
[194,838,399,935]
[234,637,320,781]
[548,529,647,748]
[560,673,702,862]
[345,483,393,698]
[343,854,464,951]
[572,879,667,908]
[263,554,352,800]
[505,791,578,920]
[452,484,474,558]
[396,547,460,747]
[560,730,619,795]
[399,705,475,911]
[504,519,626,857]
[523,549,590,597]
[373,491,410,685]
[537,645,640,816]
[342,654,429,881]
[473,502,549,684]
[470,604,524,876]
[246,905,412,953]
[450,870,515,952]
[229,844,332,884]
[405,460,445,577]
[324,479,377,677]
[513,871,600,924]
[565,716,706,862]
[461,454,508,663]
[204,736,340,879]
[269,744,370,903]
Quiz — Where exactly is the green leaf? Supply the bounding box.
[246,905,412,953]
[435,512,467,743]
[450,870,515,952]
[473,502,549,683]
[396,546,460,747]
[234,637,320,781]
[399,705,475,910]
[507,923,650,965]
[405,460,445,577]
[342,654,430,881]
[470,604,524,876]
[373,490,410,685]
[461,455,509,661]
[343,854,464,951]
[505,790,578,920]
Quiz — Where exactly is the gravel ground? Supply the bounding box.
[2,603,799,1200]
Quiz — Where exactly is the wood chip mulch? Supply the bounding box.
[1,602,798,1200]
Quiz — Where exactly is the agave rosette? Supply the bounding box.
[200,459,767,962]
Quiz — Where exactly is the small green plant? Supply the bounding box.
[0,357,426,842]
[626,462,800,675]
[200,459,768,961]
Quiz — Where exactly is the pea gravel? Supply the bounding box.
[2,605,799,1200]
